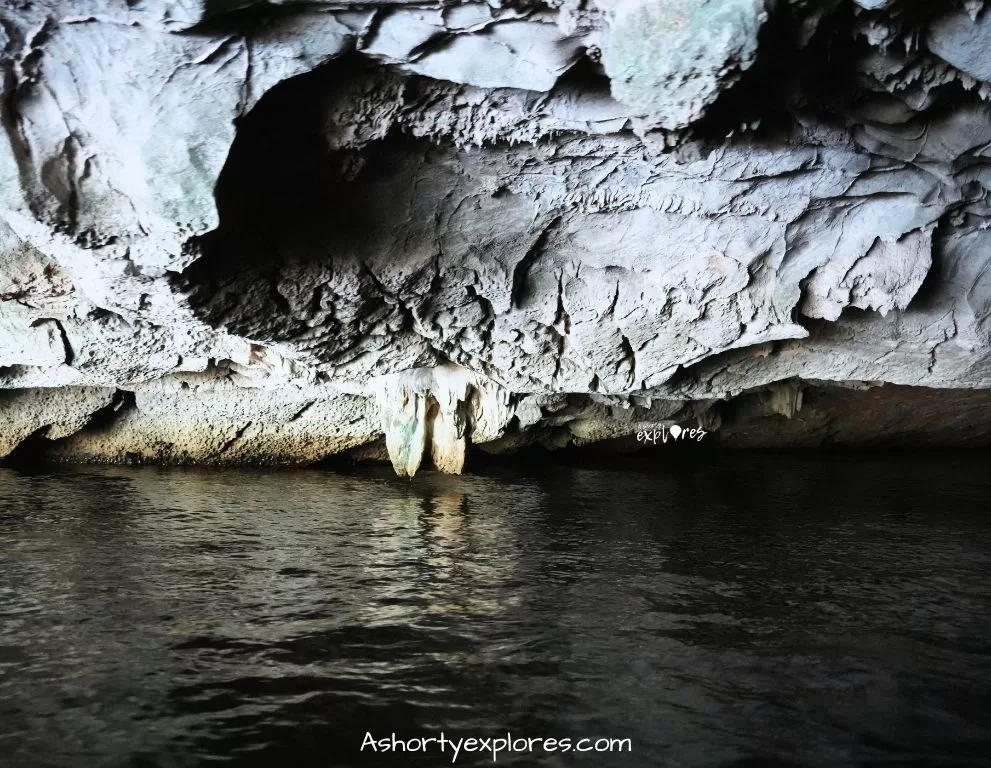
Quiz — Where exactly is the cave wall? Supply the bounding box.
[3,0,991,472]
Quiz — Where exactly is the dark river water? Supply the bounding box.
[1,456,990,768]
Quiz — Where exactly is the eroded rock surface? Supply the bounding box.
[3,1,991,472]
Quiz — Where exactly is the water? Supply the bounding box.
[1,456,990,768]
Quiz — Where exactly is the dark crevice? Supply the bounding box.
[1,390,136,467]
[511,215,560,310]
[28,317,74,366]
[92,389,136,427]
[687,0,855,145]
[173,1,344,37]
[909,216,950,311]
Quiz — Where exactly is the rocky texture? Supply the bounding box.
[602,0,767,128]
[0,386,115,456]
[3,0,991,473]
[714,384,991,448]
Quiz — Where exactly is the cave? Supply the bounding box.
[2,2,991,764]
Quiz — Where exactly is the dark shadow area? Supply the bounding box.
[2,390,134,467]
[689,0,858,144]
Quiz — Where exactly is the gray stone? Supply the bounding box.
[2,1,991,473]
[601,0,767,129]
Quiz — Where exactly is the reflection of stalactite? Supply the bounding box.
[372,364,512,477]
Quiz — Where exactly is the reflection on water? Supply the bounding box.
[1,457,990,767]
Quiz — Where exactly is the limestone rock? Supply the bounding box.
[372,365,480,476]
[601,0,767,129]
[0,386,116,456]
[928,6,991,84]
[44,376,380,466]
[363,7,584,91]
[2,1,991,470]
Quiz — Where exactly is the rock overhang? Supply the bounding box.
[2,1,991,473]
